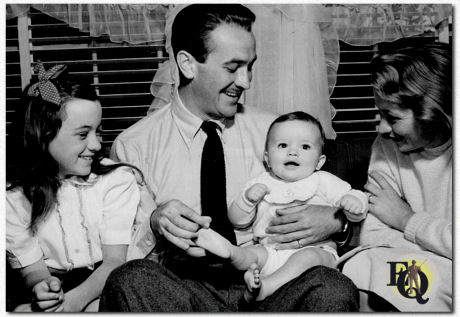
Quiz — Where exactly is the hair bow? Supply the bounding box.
[27,62,66,105]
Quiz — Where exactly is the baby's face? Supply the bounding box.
[265,120,325,182]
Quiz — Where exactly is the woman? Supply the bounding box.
[341,43,452,312]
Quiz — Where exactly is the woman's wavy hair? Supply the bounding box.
[371,43,452,140]
[8,67,143,232]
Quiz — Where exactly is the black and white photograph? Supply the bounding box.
[4,3,453,312]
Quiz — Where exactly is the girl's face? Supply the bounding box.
[48,98,102,178]
[265,120,325,182]
[375,93,436,153]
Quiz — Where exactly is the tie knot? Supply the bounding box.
[201,121,220,135]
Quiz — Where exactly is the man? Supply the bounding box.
[407,260,421,295]
[100,4,358,312]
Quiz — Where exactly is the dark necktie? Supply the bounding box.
[200,121,237,245]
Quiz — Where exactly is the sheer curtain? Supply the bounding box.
[245,4,338,139]
[329,4,451,45]
[6,4,168,44]
[6,4,450,45]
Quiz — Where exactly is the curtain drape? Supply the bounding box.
[329,4,450,45]
[6,3,451,139]
[6,4,168,44]
[7,4,449,46]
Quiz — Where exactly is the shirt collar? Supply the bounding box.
[63,173,99,187]
[423,137,452,157]
[172,90,226,148]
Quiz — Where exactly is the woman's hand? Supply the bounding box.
[265,204,341,249]
[365,171,414,232]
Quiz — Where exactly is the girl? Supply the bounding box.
[6,63,141,312]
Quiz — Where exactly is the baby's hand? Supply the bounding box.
[245,183,269,204]
[31,276,64,312]
[340,194,366,222]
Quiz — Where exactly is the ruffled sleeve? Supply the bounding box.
[6,189,43,268]
[99,168,140,245]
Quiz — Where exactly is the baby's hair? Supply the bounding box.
[265,111,326,153]
[8,63,143,232]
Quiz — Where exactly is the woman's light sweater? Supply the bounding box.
[361,135,452,259]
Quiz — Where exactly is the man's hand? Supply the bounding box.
[150,200,212,257]
[365,171,414,232]
[31,276,64,312]
[245,183,269,204]
[265,204,342,250]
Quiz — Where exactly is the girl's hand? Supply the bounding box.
[365,171,414,232]
[31,276,64,312]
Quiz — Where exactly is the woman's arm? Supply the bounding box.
[62,244,127,312]
[364,137,452,259]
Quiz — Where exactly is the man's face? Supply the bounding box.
[188,23,256,120]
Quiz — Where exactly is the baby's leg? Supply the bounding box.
[194,228,233,258]
[195,229,268,271]
[256,247,336,301]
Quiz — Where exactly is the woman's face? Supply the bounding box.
[48,98,102,178]
[374,93,433,153]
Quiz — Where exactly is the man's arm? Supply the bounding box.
[265,204,351,249]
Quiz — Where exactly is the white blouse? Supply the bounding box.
[6,165,140,271]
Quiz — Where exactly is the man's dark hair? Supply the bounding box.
[171,4,256,86]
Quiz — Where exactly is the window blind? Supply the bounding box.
[331,32,443,141]
[6,8,167,162]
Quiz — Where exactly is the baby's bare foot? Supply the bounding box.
[243,263,261,302]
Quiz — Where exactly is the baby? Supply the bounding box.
[196,111,368,302]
